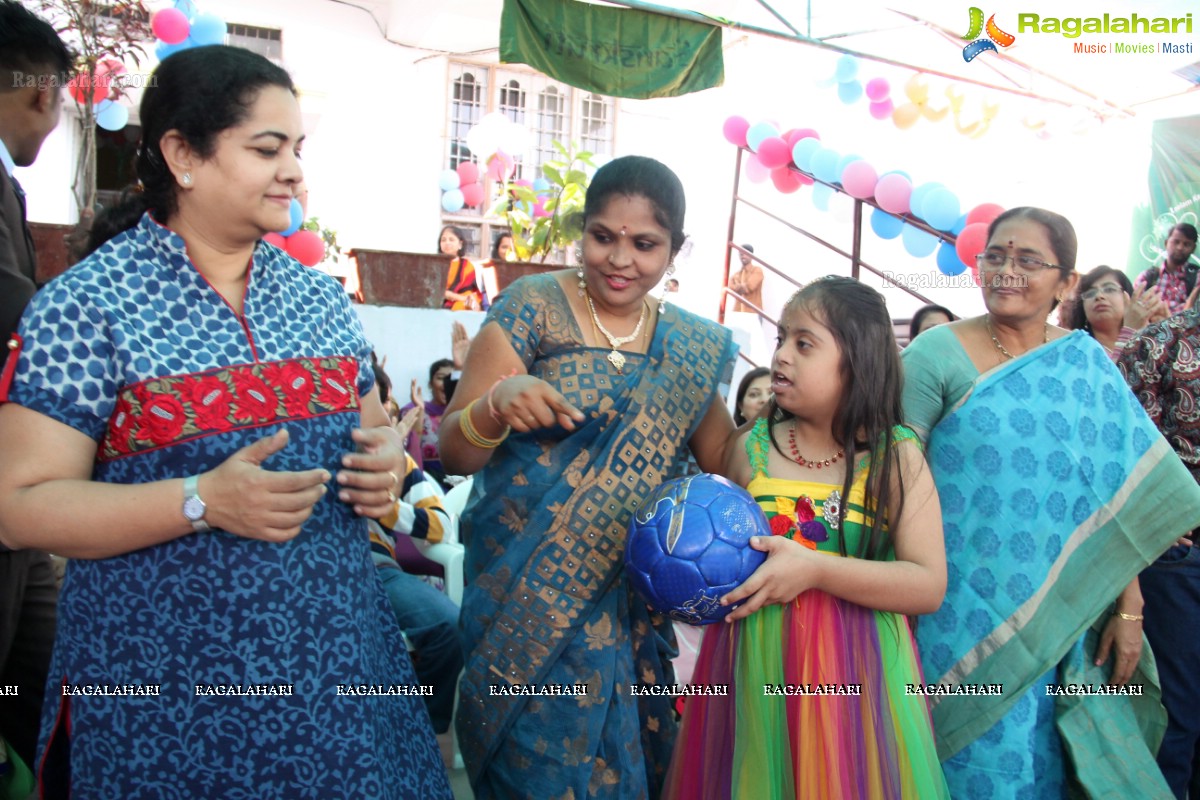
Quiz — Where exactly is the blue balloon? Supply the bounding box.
[951,213,968,235]
[810,148,841,184]
[438,169,460,192]
[174,0,199,16]
[746,122,780,152]
[441,189,465,213]
[95,102,129,131]
[902,224,939,258]
[280,198,303,236]
[155,40,185,60]
[812,183,835,212]
[870,208,903,240]
[837,80,863,105]
[835,55,859,83]
[910,182,945,221]
[189,13,227,46]
[791,138,822,171]
[936,241,967,275]
[532,178,551,194]
[923,188,961,232]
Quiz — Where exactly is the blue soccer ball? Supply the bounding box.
[625,473,770,625]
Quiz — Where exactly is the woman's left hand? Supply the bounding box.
[719,535,821,622]
[337,426,405,518]
[1094,613,1143,685]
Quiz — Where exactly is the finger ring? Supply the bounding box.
[387,470,399,490]
[387,489,397,503]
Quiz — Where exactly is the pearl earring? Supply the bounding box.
[576,267,586,297]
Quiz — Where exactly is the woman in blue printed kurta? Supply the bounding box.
[0,47,450,799]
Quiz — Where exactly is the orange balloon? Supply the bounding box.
[892,104,921,130]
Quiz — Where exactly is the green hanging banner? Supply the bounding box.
[500,0,724,99]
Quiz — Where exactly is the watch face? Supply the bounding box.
[183,495,206,522]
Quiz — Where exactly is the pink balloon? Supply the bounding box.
[262,232,286,248]
[966,202,1005,227]
[723,116,750,148]
[955,222,990,271]
[865,78,891,103]
[284,230,325,267]
[771,167,803,194]
[868,99,894,121]
[461,183,485,208]
[487,151,514,181]
[781,128,818,148]
[874,173,912,215]
[456,161,479,186]
[152,8,190,45]
[744,154,770,183]
[756,137,792,169]
[533,198,552,219]
[840,161,878,200]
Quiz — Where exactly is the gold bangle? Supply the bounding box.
[1114,611,1144,622]
[459,399,510,449]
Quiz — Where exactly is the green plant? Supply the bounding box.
[35,0,152,214]
[300,217,340,263]
[492,141,595,263]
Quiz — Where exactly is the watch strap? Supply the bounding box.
[183,474,211,533]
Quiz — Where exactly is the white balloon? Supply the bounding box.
[499,121,530,157]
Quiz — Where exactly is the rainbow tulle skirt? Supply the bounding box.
[663,589,950,799]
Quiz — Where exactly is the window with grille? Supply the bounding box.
[228,24,282,61]
[450,66,487,171]
[443,62,615,241]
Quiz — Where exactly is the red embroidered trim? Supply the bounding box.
[0,333,23,403]
[99,356,359,461]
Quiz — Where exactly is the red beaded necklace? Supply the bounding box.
[787,423,844,469]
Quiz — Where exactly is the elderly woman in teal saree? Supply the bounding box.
[440,157,737,799]
[902,208,1200,799]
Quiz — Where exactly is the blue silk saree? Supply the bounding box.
[455,274,735,799]
[913,331,1200,799]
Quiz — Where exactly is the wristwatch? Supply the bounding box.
[182,474,211,533]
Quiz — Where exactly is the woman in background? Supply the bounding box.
[1067,265,1167,360]
[907,304,954,343]
[733,366,770,426]
[442,225,485,310]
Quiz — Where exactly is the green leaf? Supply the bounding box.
[565,170,587,186]
[511,186,539,204]
[552,140,570,159]
[541,165,563,186]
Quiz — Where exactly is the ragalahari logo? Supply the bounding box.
[961,7,1016,61]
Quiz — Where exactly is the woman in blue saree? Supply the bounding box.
[902,207,1200,798]
[440,156,737,799]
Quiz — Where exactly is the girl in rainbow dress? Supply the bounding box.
[663,276,950,799]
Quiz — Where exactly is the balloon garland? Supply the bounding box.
[437,113,531,213]
[822,54,1004,140]
[724,115,1006,274]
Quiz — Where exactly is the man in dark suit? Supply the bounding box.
[0,0,72,778]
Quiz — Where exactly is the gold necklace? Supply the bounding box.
[987,316,1048,361]
[585,292,647,373]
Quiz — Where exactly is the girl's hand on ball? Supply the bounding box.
[720,536,822,622]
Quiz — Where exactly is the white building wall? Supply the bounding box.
[16,1,1197,341]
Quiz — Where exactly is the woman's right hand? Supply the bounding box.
[202,429,330,542]
[1124,286,1166,330]
[489,374,585,433]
